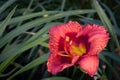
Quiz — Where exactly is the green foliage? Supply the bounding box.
[8,53,49,80]
[41,77,71,80]
[0,0,120,80]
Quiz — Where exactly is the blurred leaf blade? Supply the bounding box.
[26,22,61,44]
[42,77,71,80]
[0,9,96,48]
[0,0,16,14]
[9,11,59,24]
[92,0,120,51]
[0,35,48,62]
[7,53,49,80]
[0,22,59,72]
[99,54,120,80]
[0,54,19,73]
[101,51,120,64]
[99,1,120,36]
[0,6,16,37]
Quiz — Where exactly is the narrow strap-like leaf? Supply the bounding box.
[0,6,16,37]
[7,53,49,80]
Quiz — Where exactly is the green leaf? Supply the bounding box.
[0,43,22,72]
[7,53,49,80]
[40,42,48,48]
[0,9,96,48]
[0,6,16,37]
[101,51,120,64]
[26,22,61,44]
[0,0,16,14]
[20,35,48,55]
[60,0,66,11]
[9,11,59,24]
[0,28,48,71]
[42,77,71,80]
[92,0,120,52]
[0,54,19,73]
[0,35,48,62]
[99,54,120,80]
[0,43,22,62]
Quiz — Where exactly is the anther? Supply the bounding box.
[65,36,69,42]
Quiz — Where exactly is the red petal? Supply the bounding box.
[77,24,109,55]
[78,55,99,77]
[49,21,81,53]
[47,53,73,74]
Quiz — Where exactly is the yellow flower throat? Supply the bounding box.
[65,36,86,56]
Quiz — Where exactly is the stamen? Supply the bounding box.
[57,51,71,57]
[69,40,72,45]
[64,36,70,54]
[65,36,69,42]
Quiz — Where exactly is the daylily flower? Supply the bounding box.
[47,21,109,77]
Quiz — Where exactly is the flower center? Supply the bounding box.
[65,36,86,56]
[70,43,86,56]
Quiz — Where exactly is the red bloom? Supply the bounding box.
[47,21,109,77]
